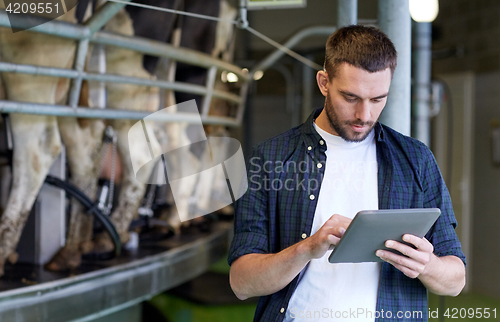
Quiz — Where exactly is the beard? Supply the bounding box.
[324,94,378,143]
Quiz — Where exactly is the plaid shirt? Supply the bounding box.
[228,108,466,322]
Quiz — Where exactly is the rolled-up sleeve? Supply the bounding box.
[422,148,467,266]
[228,147,270,266]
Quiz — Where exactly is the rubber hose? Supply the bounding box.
[44,175,121,257]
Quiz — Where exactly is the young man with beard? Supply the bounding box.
[228,25,466,322]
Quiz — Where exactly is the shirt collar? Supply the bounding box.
[301,107,386,151]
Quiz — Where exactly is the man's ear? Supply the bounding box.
[316,70,329,97]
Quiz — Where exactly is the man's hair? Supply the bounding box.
[323,25,397,79]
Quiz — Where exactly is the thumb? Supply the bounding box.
[328,234,340,246]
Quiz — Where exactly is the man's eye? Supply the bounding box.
[345,97,357,102]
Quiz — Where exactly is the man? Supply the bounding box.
[228,25,466,322]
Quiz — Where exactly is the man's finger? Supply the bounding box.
[385,240,430,263]
[376,249,425,273]
[403,234,433,252]
[328,234,340,246]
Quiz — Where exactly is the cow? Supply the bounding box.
[0,0,239,274]
[0,2,161,273]
[0,5,81,275]
[91,0,239,254]
[56,0,239,265]
[46,6,162,270]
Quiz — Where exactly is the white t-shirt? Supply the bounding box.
[284,122,381,322]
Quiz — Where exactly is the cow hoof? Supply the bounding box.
[8,252,18,264]
[79,240,94,254]
[0,253,18,277]
[93,233,115,254]
[45,247,82,271]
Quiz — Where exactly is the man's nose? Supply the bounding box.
[354,101,371,122]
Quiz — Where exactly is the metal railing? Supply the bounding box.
[0,6,249,126]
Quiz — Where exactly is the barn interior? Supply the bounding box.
[0,0,499,321]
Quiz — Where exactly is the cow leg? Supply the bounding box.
[0,114,61,276]
[89,8,161,253]
[46,44,106,271]
[45,117,105,271]
[93,119,157,252]
[0,39,74,277]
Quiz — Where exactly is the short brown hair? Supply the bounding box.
[324,25,397,79]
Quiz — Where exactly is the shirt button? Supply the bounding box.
[307,146,312,151]
[301,233,307,239]
[317,163,322,168]
[319,140,324,145]
[280,308,285,313]
[309,194,315,200]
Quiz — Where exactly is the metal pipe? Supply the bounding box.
[0,12,247,80]
[337,0,357,27]
[86,0,133,34]
[68,39,89,108]
[246,26,322,71]
[251,26,336,75]
[201,66,217,117]
[236,82,249,124]
[0,62,80,78]
[91,32,248,80]
[0,62,241,104]
[0,11,91,39]
[238,0,249,29]
[87,44,107,109]
[377,0,412,136]
[0,100,240,126]
[302,54,315,124]
[0,10,247,125]
[412,21,432,146]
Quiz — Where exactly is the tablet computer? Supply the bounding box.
[328,208,441,263]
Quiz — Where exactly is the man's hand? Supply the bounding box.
[230,213,351,300]
[376,234,466,296]
[304,214,351,260]
[375,234,433,278]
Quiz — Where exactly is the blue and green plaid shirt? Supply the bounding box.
[228,108,466,322]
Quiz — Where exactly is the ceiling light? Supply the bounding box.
[409,0,439,22]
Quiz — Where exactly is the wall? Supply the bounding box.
[471,72,500,298]
[432,0,500,298]
[431,72,475,293]
[433,0,500,74]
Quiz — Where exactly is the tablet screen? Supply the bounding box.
[328,208,440,263]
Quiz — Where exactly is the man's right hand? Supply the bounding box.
[303,214,352,259]
[230,213,351,300]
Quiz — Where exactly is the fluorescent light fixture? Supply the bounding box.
[409,0,439,22]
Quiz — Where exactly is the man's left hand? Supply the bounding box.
[375,234,435,279]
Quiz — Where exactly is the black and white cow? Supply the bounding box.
[0,0,238,274]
